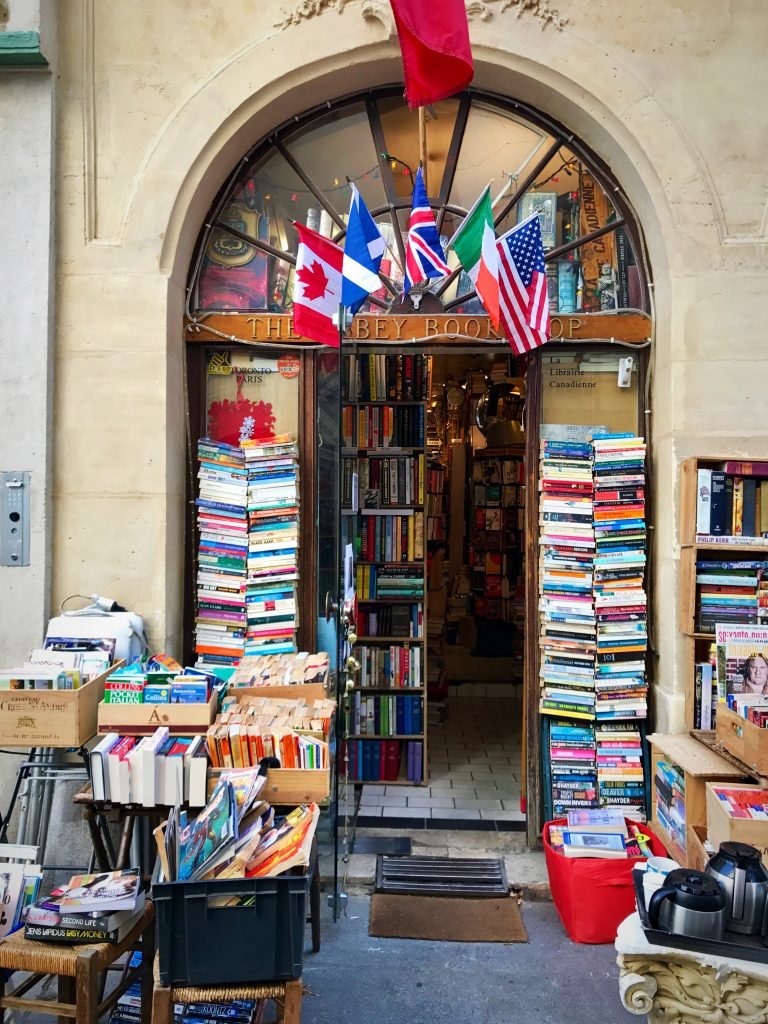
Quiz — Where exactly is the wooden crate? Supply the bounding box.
[0,664,118,748]
[97,693,217,736]
[685,824,710,872]
[647,732,746,863]
[706,782,768,869]
[209,764,330,805]
[227,683,329,703]
[716,705,768,778]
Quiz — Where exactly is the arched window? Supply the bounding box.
[188,88,648,319]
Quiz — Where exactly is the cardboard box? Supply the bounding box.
[716,704,768,777]
[0,665,117,748]
[706,782,768,869]
[685,824,711,872]
[97,692,217,736]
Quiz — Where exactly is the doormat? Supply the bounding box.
[369,893,527,943]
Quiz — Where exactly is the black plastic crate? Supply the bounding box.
[153,872,309,986]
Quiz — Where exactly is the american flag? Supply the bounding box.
[497,213,550,354]
[404,166,451,294]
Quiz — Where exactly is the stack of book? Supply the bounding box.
[357,604,423,638]
[242,435,300,657]
[549,807,651,859]
[695,462,768,540]
[104,657,213,704]
[343,352,430,402]
[206,695,334,770]
[548,719,598,814]
[226,651,329,689]
[654,759,686,850]
[343,405,425,449]
[351,692,423,735]
[357,564,425,599]
[592,434,648,721]
[356,644,422,687]
[25,869,144,944]
[695,559,768,630]
[170,995,262,1024]
[195,439,248,666]
[538,439,596,721]
[595,722,646,819]
[358,454,425,507]
[89,730,208,806]
[693,657,717,730]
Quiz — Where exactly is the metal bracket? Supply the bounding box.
[0,472,30,566]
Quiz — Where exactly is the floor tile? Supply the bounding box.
[481,808,526,820]
[378,795,407,807]
[444,809,482,820]
[407,795,455,808]
[453,798,504,810]
[381,807,428,818]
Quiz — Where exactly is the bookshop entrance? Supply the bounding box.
[342,347,528,825]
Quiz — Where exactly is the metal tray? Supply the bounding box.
[633,869,768,964]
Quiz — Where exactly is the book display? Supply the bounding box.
[195,436,300,668]
[342,351,429,786]
[539,433,649,819]
[680,457,768,730]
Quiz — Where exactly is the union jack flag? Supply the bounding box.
[403,167,451,295]
[497,213,550,354]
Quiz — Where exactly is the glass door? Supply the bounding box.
[314,347,346,920]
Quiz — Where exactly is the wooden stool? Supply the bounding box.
[152,966,302,1024]
[0,901,154,1024]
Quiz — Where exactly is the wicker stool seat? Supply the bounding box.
[152,957,302,1024]
[0,901,155,1024]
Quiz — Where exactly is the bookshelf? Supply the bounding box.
[679,456,768,731]
[470,447,526,651]
[341,350,429,786]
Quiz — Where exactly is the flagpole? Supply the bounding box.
[418,108,428,194]
[445,178,495,250]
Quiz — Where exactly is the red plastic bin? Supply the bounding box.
[543,817,668,944]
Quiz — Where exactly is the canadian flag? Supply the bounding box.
[293,223,343,347]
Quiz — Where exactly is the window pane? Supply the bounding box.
[284,102,386,215]
[378,96,460,200]
[451,101,553,214]
[540,349,639,436]
[205,350,301,446]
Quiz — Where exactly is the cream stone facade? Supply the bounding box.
[3,0,768,743]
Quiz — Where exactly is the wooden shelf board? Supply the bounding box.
[358,597,425,604]
[647,732,745,778]
[647,817,686,864]
[355,562,424,566]
[348,777,427,787]
[343,400,427,406]
[690,728,768,787]
[694,541,768,552]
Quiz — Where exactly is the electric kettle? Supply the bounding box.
[647,869,727,940]
[705,841,768,935]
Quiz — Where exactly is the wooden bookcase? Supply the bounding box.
[341,350,429,786]
[679,456,768,730]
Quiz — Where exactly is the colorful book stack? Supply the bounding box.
[358,454,425,508]
[351,692,423,735]
[595,722,646,819]
[356,645,422,688]
[241,435,300,656]
[695,559,768,630]
[592,434,648,721]
[89,730,208,806]
[548,719,598,814]
[538,439,596,721]
[342,405,425,449]
[343,352,430,402]
[654,759,686,850]
[345,739,423,783]
[195,439,248,665]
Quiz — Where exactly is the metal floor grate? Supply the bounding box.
[375,855,509,896]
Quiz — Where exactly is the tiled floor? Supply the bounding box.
[354,688,525,822]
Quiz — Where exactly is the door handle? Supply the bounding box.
[325,591,339,622]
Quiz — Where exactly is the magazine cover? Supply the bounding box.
[715,623,768,701]
[178,780,238,881]
[58,869,141,913]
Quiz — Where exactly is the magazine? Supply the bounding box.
[177,780,238,881]
[715,623,768,701]
[58,869,142,914]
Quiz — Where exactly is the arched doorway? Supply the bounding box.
[184,86,653,852]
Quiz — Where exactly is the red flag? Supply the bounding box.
[293,223,343,347]
[388,0,473,108]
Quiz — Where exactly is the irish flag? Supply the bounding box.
[448,186,500,329]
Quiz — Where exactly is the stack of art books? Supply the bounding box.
[242,435,300,657]
[592,434,648,721]
[538,439,596,721]
[195,439,248,666]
